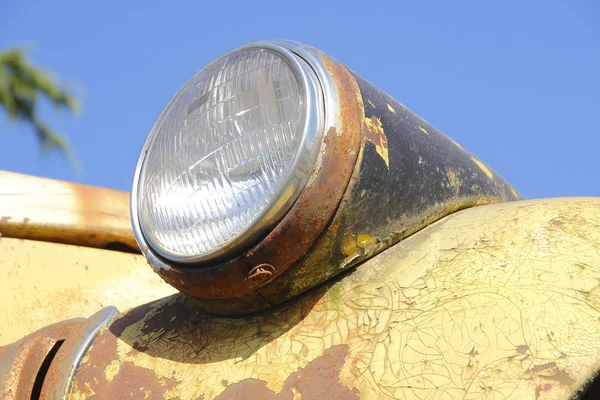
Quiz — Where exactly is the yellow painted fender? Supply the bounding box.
[0,171,176,346]
[61,197,600,399]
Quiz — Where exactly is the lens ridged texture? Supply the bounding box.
[139,50,304,260]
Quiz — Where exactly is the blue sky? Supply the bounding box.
[1,1,598,198]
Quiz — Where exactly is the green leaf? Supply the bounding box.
[0,46,82,169]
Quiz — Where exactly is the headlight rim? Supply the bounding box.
[131,41,325,265]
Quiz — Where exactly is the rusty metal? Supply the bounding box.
[65,198,600,399]
[257,66,523,307]
[40,307,119,399]
[154,49,362,307]
[247,263,275,284]
[0,319,81,400]
[0,171,138,252]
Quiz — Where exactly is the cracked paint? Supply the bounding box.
[70,198,600,399]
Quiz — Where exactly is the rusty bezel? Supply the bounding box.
[131,40,362,299]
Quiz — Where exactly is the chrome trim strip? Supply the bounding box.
[41,306,119,399]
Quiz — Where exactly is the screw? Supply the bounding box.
[247,263,275,284]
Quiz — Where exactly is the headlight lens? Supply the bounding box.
[135,47,322,264]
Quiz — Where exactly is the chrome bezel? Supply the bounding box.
[131,41,332,266]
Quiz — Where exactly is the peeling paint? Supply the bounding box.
[105,359,120,382]
[213,345,359,399]
[69,198,600,400]
[341,234,357,256]
[364,117,389,168]
[446,169,462,188]
[356,234,376,248]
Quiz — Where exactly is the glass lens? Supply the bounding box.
[138,49,305,261]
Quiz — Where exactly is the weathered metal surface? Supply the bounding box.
[256,67,522,308]
[69,198,600,399]
[0,171,138,251]
[154,50,363,310]
[348,71,522,231]
[0,237,176,346]
[41,307,119,400]
[0,319,81,400]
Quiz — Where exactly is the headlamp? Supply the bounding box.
[133,45,323,264]
[131,40,521,314]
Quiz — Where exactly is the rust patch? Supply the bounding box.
[71,328,120,396]
[530,362,559,373]
[71,317,182,400]
[0,319,81,400]
[528,362,575,386]
[247,264,275,284]
[72,292,326,398]
[535,383,553,398]
[550,217,565,227]
[39,307,119,399]
[85,362,178,399]
[215,345,359,399]
[516,344,529,354]
[546,369,575,385]
[0,171,138,251]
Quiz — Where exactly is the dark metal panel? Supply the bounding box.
[343,71,521,242]
[260,69,522,307]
